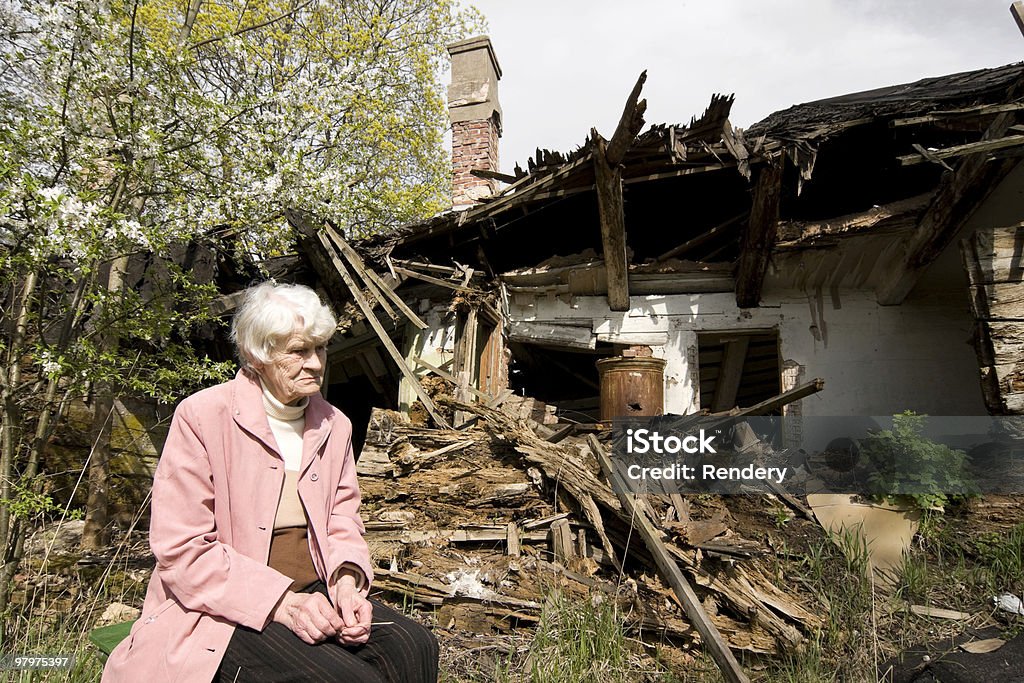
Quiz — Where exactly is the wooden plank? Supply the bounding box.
[776,193,932,248]
[588,436,751,683]
[470,168,518,184]
[710,336,749,412]
[454,306,479,427]
[326,226,429,330]
[909,605,972,620]
[508,321,596,350]
[877,104,1022,305]
[315,231,451,429]
[890,102,1024,127]
[898,135,1024,166]
[506,522,521,557]
[735,161,783,308]
[392,266,483,294]
[550,518,575,565]
[591,72,647,312]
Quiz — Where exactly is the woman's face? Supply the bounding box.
[256,325,327,405]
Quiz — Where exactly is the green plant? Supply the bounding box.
[861,412,976,511]
[974,523,1024,596]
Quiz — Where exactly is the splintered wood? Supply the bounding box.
[356,395,825,669]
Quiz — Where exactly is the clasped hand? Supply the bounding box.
[271,585,372,645]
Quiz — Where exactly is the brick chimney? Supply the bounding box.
[447,36,502,209]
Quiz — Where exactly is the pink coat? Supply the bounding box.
[102,370,373,683]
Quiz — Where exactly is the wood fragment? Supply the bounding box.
[506,522,521,557]
[890,102,1024,127]
[587,435,751,683]
[735,160,784,308]
[909,605,972,620]
[765,479,814,520]
[550,518,575,564]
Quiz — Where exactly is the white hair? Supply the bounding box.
[231,282,336,368]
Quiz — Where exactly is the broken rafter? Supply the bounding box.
[470,168,518,184]
[321,225,397,321]
[728,377,824,417]
[735,159,784,308]
[392,265,484,294]
[775,193,932,248]
[592,71,648,312]
[325,225,429,330]
[897,135,1024,166]
[588,436,751,683]
[710,336,750,412]
[877,101,1023,305]
[890,102,1024,127]
[606,70,649,165]
[313,230,452,429]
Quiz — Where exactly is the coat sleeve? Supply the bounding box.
[149,399,293,631]
[324,428,374,596]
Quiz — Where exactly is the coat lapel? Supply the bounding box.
[229,369,280,456]
[301,394,334,473]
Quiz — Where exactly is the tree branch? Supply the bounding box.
[189,0,316,51]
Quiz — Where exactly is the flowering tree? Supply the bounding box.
[0,0,473,614]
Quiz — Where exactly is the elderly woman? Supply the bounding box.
[103,282,438,682]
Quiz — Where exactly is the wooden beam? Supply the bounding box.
[594,133,630,312]
[606,71,648,165]
[589,73,647,313]
[471,168,518,184]
[877,106,1022,305]
[392,265,483,294]
[1013,1,1024,38]
[508,320,596,351]
[735,161,784,308]
[897,135,1024,166]
[324,225,429,330]
[315,231,451,428]
[890,102,1024,127]
[729,377,824,417]
[710,336,749,412]
[588,436,751,683]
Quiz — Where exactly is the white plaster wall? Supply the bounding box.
[509,287,987,418]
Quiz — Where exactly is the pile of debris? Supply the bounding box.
[355,390,826,678]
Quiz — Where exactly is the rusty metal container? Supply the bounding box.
[596,357,666,421]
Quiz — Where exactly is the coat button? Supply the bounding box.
[310,473,319,481]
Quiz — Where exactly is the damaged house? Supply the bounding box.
[241,42,1024,670]
[284,39,1024,440]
